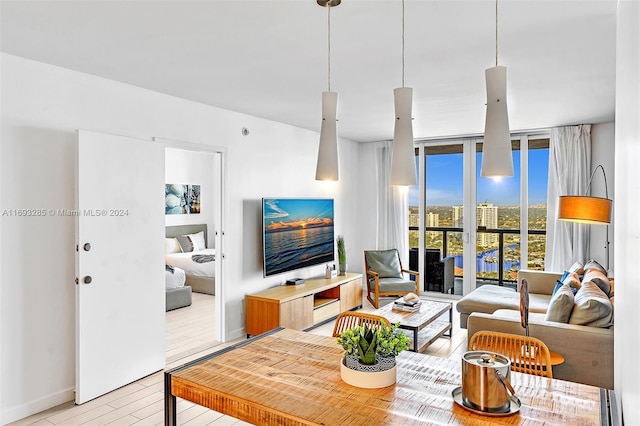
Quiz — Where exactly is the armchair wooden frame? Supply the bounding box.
[364,249,419,309]
[468,330,553,378]
[332,312,392,337]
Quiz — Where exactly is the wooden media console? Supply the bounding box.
[245,272,363,336]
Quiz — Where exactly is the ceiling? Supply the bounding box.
[0,0,617,142]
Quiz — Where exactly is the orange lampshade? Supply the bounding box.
[558,195,612,225]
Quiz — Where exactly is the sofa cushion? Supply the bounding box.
[545,284,575,323]
[456,284,551,316]
[365,250,403,278]
[370,277,416,293]
[569,281,613,327]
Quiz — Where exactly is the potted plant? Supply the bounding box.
[336,325,377,370]
[336,321,410,388]
[337,235,347,275]
[376,322,411,370]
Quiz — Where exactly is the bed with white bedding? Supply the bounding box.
[165,265,192,311]
[165,224,215,295]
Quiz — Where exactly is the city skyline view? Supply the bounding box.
[409,149,550,207]
[407,147,550,284]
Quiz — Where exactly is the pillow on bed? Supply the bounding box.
[165,238,182,254]
[177,235,195,252]
[177,231,206,252]
[188,231,206,251]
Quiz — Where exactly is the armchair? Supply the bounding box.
[425,249,455,294]
[364,249,420,308]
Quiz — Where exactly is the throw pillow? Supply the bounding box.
[187,231,206,251]
[584,259,607,274]
[582,269,611,296]
[569,281,613,327]
[553,280,578,296]
[562,271,581,292]
[165,238,182,254]
[568,261,585,275]
[545,283,575,323]
[176,235,195,252]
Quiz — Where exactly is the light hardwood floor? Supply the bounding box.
[9,292,466,426]
[166,292,219,364]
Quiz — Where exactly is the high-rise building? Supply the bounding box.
[452,206,464,228]
[427,212,439,240]
[477,203,498,246]
[427,212,439,227]
[409,206,419,227]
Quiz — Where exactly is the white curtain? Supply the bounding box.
[545,125,591,272]
[374,141,409,266]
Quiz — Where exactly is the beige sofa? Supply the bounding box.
[459,270,613,389]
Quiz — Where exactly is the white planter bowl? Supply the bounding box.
[340,358,397,388]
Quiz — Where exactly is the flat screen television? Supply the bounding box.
[262,198,335,277]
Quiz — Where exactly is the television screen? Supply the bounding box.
[263,198,335,277]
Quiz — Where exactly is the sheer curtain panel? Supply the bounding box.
[374,142,409,267]
[545,125,591,271]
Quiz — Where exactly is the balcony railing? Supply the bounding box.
[410,226,546,286]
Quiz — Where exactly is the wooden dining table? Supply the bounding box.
[165,328,610,425]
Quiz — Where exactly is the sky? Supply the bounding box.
[263,198,334,232]
[409,149,549,207]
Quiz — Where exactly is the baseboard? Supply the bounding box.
[2,387,74,425]
[228,327,245,341]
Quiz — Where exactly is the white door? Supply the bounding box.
[75,130,165,404]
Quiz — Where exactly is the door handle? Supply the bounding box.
[83,276,92,284]
[83,243,91,251]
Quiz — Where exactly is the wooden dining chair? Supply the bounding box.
[468,330,553,378]
[332,311,391,337]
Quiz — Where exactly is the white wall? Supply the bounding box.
[0,53,359,423]
[614,1,640,423]
[165,147,216,247]
[590,123,615,273]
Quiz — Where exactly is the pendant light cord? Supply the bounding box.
[327,5,331,92]
[402,0,405,87]
[495,0,499,67]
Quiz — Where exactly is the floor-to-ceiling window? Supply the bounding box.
[410,135,549,296]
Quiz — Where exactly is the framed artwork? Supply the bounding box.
[165,184,201,214]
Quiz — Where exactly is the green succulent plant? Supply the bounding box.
[376,322,411,356]
[336,326,361,356]
[356,325,378,365]
[336,324,378,365]
[336,235,347,265]
[337,321,410,364]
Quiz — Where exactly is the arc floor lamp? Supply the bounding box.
[558,164,612,270]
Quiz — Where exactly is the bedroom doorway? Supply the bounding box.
[161,141,225,364]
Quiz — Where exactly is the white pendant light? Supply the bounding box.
[390,0,416,187]
[315,0,340,181]
[481,0,513,178]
